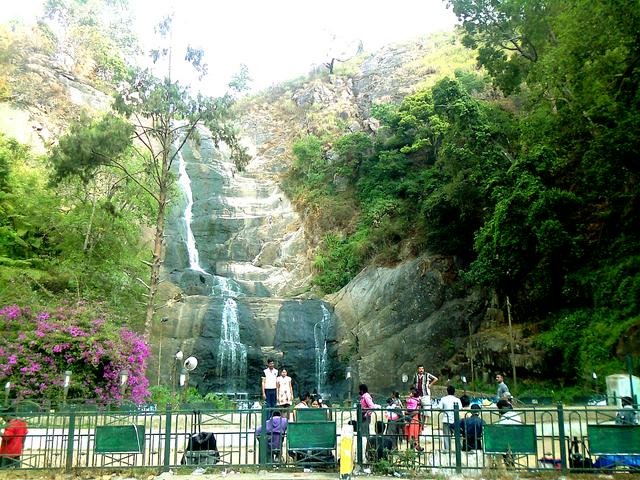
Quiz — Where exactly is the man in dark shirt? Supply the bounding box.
[459,404,484,451]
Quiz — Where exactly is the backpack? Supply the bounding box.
[181,412,220,465]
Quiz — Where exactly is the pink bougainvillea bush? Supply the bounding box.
[0,304,150,404]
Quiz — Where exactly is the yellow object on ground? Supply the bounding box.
[339,424,354,479]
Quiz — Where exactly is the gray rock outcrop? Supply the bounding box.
[329,254,486,396]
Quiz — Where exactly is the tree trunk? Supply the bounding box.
[144,138,171,336]
[144,187,166,335]
[83,186,97,253]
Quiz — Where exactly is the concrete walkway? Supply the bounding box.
[154,473,396,480]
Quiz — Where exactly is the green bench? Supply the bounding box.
[95,425,145,466]
[287,421,336,465]
[588,425,640,455]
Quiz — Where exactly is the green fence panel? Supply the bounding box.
[295,408,330,422]
[588,425,640,455]
[95,425,145,453]
[483,424,537,454]
[288,421,336,449]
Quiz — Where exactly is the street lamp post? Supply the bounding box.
[119,370,129,397]
[181,356,198,403]
[346,367,352,402]
[402,373,408,393]
[179,367,187,403]
[4,381,10,407]
[157,317,169,386]
[592,372,598,395]
[462,376,468,394]
[63,371,72,405]
[172,350,184,399]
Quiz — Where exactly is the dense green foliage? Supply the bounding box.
[0,132,148,323]
[286,1,640,385]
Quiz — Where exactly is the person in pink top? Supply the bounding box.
[359,384,376,437]
[404,388,423,451]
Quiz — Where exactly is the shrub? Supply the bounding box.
[0,303,150,404]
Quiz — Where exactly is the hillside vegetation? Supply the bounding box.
[0,1,149,324]
[0,0,638,398]
[283,1,640,389]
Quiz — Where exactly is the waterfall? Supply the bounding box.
[212,275,244,297]
[217,296,247,391]
[212,276,246,391]
[177,148,205,273]
[175,136,247,391]
[314,303,331,394]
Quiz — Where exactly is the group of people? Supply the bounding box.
[260,359,329,416]
[358,366,521,455]
[261,359,294,412]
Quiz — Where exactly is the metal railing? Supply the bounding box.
[1,403,638,473]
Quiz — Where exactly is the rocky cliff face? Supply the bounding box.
[149,128,340,397]
[149,32,540,400]
[328,254,485,395]
[0,52,111,153]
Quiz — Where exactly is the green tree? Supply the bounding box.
[447,0,557,94]
[52,17,247,333]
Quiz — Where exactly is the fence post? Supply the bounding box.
[163,403,172,472]
[65,406,76,473]
[453,403,462,473]
[557,402,568,475]
[356,403,363,466]
[259,406,267,465]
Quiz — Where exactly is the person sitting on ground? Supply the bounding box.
[459,404,484,451]
[0,408,28,469]
[366,420,395,463]
[615,396,639,425]
[255,410,288,461]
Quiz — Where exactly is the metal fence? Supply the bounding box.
[2,403,639,473]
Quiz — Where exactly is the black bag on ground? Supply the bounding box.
[568,436,593,470]
[181,412,220,465]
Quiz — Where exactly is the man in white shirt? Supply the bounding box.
[413,365,438,428]
[262,358,279,414]
[439,385,462,451]
[292,392,310,421]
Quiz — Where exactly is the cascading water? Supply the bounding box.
[217,296,248,391]
[213,275,246,391]
[176,138,247,391]
[177,148,205,273]
[314,303,331,394]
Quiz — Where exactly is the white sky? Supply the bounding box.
[1,0,458,95]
